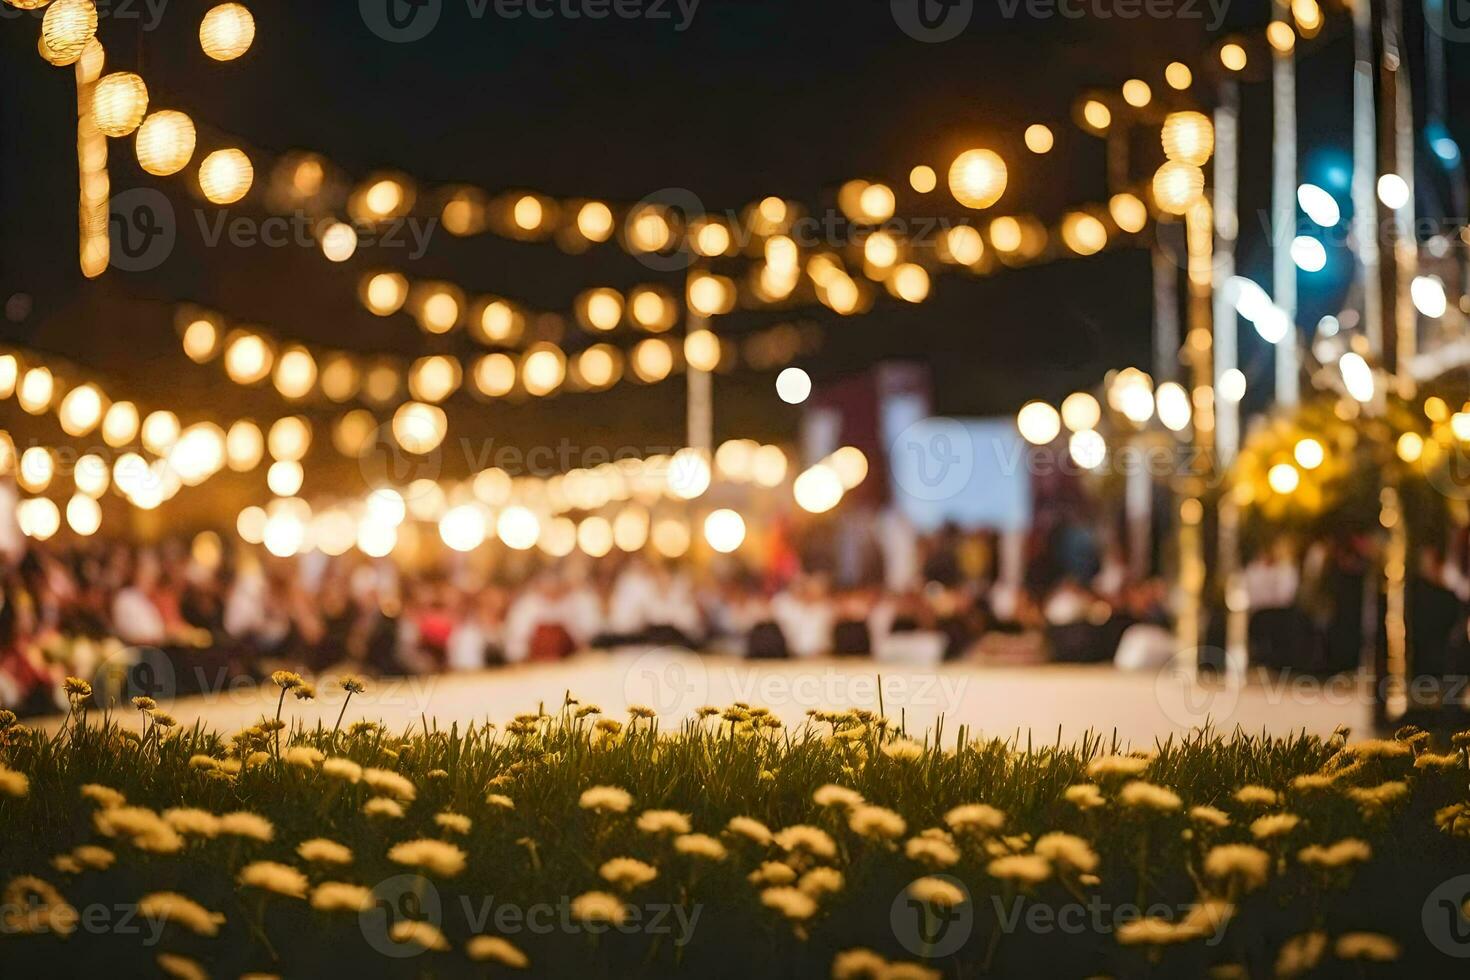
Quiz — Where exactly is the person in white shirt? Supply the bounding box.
[770,575,835,659]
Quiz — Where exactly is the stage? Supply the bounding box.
[49,651,1375,745]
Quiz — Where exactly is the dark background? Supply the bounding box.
[0,0,1464,494]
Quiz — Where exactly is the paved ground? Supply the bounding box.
[46,651,1377,746]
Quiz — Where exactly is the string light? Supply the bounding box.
[91,72,148,137]
[1121,79,1151,107]
[703,509,746,553]
[1161,112,1214,166]
[41,0,98,61]
[1165,62,1192,90]
[18,367,54,415]
[1152,161,1205,214]
[199,3,256,61]
[908,165,937,193]
[1024,124,1054,154]
[135,110,196,176]
[1016,401,1061,445]
[1109,193,1148,233]
[1220,43,1248,71]
[199,148,254,204]
[947,149,1007,210]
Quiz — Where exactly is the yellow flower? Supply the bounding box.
[79,784,125,809]
[1291,773,1334,792]
[297,838,353,865]
[218,811,274,842]
[908,876,967,907]
[1250,813,1301,840]
[881,738,925,761]
[340,675,366,694]
[156,953,208,980]
[832,948,888,980]
[1,876,77,936]
[466,935,529,968]
[1034,832,1098,874]
[599,857,658,890]
[726,816,772,845]
[270,670,304,690]
[674,833,727,861]
[362,768,417,802]
[435,811,472,835]
[1118,781,1182,812]
[285,746,324,769]
[1087,755,1150,778]
[760,886,817,920]
[813,784,865,809]
[310,882,374,912]
[749,861,798,886]
[579,785,633,814]
[987,854,1052,885]
[238,861,308,899]
[1233,785,1279,807]
[904,836,960,868]
[71,845,114,870]
[774,825,838,860]
[570,890,627,925]
[636,809,691,835]
[163,808,221,838]
[390,919,450,951]
[188,755,219,772]
[1298,838,1371,868]
[798,867,844,896]
[388,839,467,878]
[94,806,184,854]
[1413,751,1462,770]
[1062,784,1105,810]
[486,793,515,809]
[1346,781,1409,809]
[1202,844,1271,892]
[1333,932,1400,961]
[322,758,363,783]
[944,803,1006,833]
[0,766,30,798]
[849,805,907,840]
[1274,931,1327,978]
[63,677,92,700]
[364,797,405,819]
[1341,739,1411,760]
[139,892,225,936]
[1189,805,1230,828]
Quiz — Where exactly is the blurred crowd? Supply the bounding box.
[0,522,1186,716]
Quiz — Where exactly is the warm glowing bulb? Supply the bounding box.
[947,149,1007,210]
[1024,124,1054,154]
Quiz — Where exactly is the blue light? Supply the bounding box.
[1428,122,1462,167]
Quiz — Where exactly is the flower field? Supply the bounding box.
[1,677,1469,978]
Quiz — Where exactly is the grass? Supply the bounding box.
[0,677,1468,978]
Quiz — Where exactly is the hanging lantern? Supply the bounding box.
[1161,111,1215,167]
[38,34,81,67]
[41,0,98,62]
[1152,163,1206,217]
[135,110,197,176]
[1152,161,1205,215]
[199,148,254,204]
[75,37,105,82]
[947,149,1007,210]
[91,72,149,138]
[199,2,256,61]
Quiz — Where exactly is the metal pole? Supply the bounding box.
[1212,78,1248,675]
[1354,0,1385,355]
[1272,0,1300,405]
[1384,0,1419,389]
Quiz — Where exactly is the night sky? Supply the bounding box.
[1,0,1465,496]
